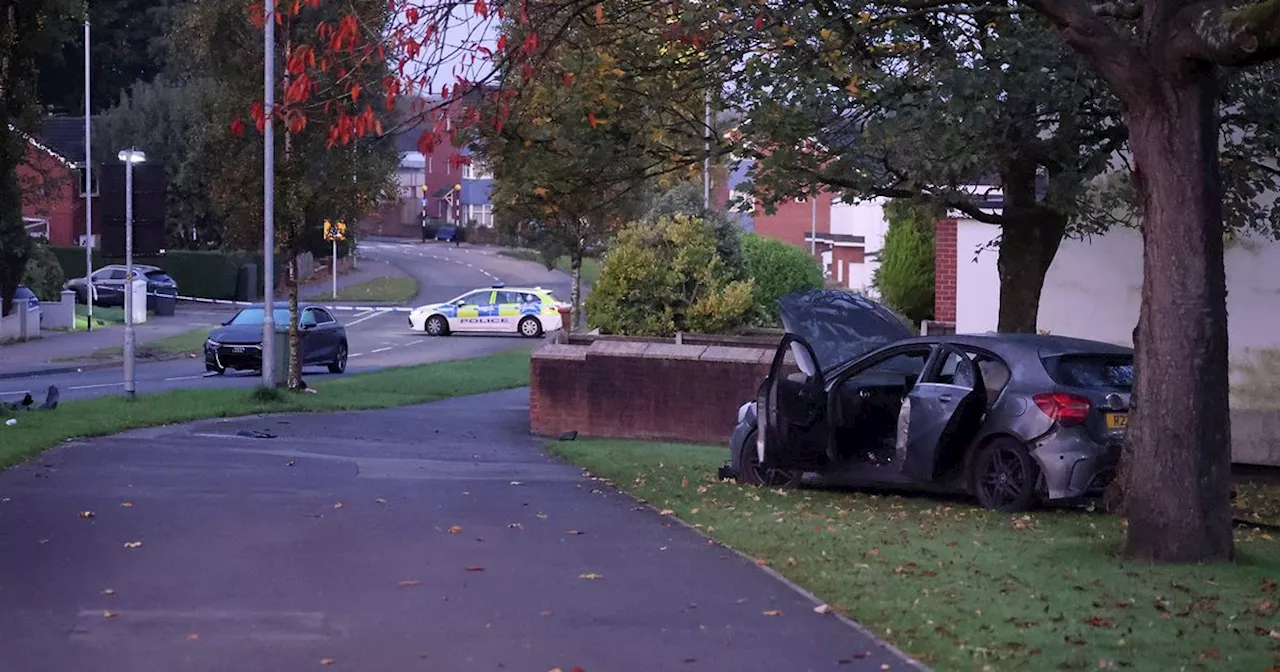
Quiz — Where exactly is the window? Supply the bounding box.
[495,291,523,305]
[1044,354,1134,390]
[428,156,434,174]
[105,269,127,281]
[467,203,493,227]
[313,308,336,324]
[846,350,930,388]
[459,291,493,306]
[77,166,100,197]
[463,159,492,180]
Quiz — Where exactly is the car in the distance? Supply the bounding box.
[726,289,1131,512]
[408,284,567,338]
[204,303,348,375]
[434,225,460,243]
[64,264,178,306]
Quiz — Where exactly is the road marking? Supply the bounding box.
[371,347,393,354]
[349,352,365,358]
[345,310,383,327]
[164,375,205,382]
[69,382,123,391]
[0,389,32,398]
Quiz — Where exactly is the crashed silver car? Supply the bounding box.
[726,290,1131,512]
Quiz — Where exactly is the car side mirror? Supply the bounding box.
[221,319,231,326]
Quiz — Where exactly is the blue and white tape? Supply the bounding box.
[156,293,414,314]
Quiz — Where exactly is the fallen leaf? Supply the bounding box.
[814,604,832,614]
[510,480,523,486]
[123,541,142,549]
[287,460,296,467]
[120,501,133,508]
[681,477,689,488]
[102,588,116,596]
[579,573,603,580]
[1263,578,1278,594]
[78,511,95,519]
[186,633,200,641]
[103,610,117,618]
[541,610,553,616]
[1084,616,1114,628]
[762,610,782,616]
[465,566,485,572]
[565,530,585,535]
[508,522,523,529]
[320,659,335,666]
[375,498,388,505]
[537,513,548,520]
[398,580,421,587]
[333,502,344,509]
[754,558,768,566]
[659,509,675,516]
[448,525,463,534]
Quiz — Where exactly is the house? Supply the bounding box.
[17,116,99,247]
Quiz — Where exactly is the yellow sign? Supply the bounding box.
[323,219,347,242]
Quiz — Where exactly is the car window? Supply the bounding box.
[934,349,980,387]
[313,308,336,324]
[845,349,930,388]
[230,307,292,326]
[106,269,127,280]
[494,291,521,304]
[460,291,493,306]
[145,271,175,284]
[1045,354,1134,390]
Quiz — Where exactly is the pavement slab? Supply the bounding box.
[0,389,920,672]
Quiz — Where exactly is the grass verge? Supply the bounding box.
[549,439,1280,672]
[1,347,531,469]
[59,326,212,362]
[331,276,420,303]
[68,304,128,331]
[495,249,601,287]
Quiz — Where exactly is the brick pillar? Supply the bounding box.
[934,219,957,323]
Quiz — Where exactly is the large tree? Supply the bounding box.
[173,0,400,388]
[0,0,77,317]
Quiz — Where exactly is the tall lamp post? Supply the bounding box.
[84,17,94,330]
[117,149,146,400]
[261,0,277,388]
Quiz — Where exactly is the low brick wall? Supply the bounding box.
[530,339,779,445]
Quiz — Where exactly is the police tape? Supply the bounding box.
[148,292,415,314]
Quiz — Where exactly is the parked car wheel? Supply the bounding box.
[736,428,802,488]
[518,316,543,338]
[971,437,1040,512]
[328,342,348,374]
[425,315,449,336]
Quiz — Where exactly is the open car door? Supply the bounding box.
[900,345,988,481]
[758,335,830,471]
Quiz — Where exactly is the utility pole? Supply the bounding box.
[703,88,711,209]
[118,149,145,399]
[83,17,94,330]
[810,189,817,257]
[420,184,428,242]
[261,0,277,388]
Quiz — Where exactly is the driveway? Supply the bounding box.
[0,390,917,671]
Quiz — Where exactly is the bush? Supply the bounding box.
[873,199,939,326]
[51,246,264,300]
[586,214,755,336]
[642,182,745,277]
[21,241,67,300]
[740,234,824,325]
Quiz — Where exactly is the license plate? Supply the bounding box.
[232,347,245,354]
[1105,413,1128,430]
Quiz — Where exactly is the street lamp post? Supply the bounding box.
[261,0,277,388]
[117,149,146,400]
[84,18,94,331]
[420,184,429,242]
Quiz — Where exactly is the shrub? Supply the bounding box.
[740,234,824,325]
[51,246,263,300]
[21,241,66,300]
[873,199,939,326]
[642,181,745,277]
[586,214,755,336]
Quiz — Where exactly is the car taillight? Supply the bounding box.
[1033,392,1092,426]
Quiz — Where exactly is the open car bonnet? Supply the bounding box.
[777,290,914,375]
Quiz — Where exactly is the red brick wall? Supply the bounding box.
[752,192,833,250]
[934,218,958,323]
[530,340,775,445]
[19,145,80,246]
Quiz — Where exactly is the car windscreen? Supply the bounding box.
[1044,354,1134,390]
[145,271,175,284]
[229,308,292,326]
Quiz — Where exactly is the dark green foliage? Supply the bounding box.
[740,234,824,325]
[21,241,67,300]
[51,246,261,300]
[873,200,938,327]
[643,182,746,278]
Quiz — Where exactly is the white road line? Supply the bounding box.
[349,352,365,358]
[164,375,205,382]
[69,382,123,391]
[345,311,383,327]
[371,347,393,354]
[0,389,32,398]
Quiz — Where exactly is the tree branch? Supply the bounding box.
[1021,0,1156,103]
[1091,0,1142,19]
[1175,0,1280,66]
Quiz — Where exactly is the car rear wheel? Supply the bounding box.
[328,342,348,374]
[972,437,1039,512]
[425,315,449,336]
[736,428,802,488]
[518,316,543,338]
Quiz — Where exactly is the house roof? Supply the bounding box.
[10,123,77,169]
[36,115,93,164]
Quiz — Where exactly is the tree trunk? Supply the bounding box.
[287,254,303,390]
[996,214,1066,333]
[1120,67,1233,563]
[570,250,583,332]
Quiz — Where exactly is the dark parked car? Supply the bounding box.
[204,303,348,375]
[435,225,460,243]
[726,290,1131,512]
[64,264,178,306]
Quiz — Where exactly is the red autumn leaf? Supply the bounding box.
[587,112,598,129]
[230,117,245,136]
[496,34,507,52]
[563,72,574,86]
[350,82,361,102]
[473,0,488,18]
[405,6,419,24]
[1083,616,1114,628]
[754,14,766,30]
[594,3,604,23]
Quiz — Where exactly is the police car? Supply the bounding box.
[408,284,568,337]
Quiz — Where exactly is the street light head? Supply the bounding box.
[454,184,461,191]
[117,150,146,164]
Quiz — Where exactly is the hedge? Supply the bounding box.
[51,247,266,300]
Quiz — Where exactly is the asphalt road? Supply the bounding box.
[0,240,567,402]
[0,389,915,671]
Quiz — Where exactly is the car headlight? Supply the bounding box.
[737,401,755,424]
[205,339,220,351]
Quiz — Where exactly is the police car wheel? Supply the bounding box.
[518,316,543,338]
[425,315,449,336]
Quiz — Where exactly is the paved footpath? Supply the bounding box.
[0,389,922,672]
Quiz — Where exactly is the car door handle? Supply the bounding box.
[939,394,953,402]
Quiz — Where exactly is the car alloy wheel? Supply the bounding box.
[737,428,801,488]
[518,316,543,338]
[328,343,348,374]
[973,437,1039,512]
[425,315,448,336]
